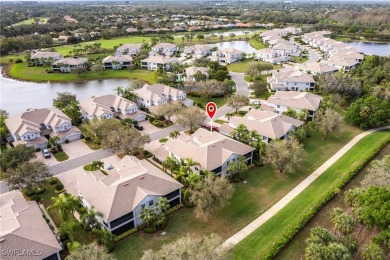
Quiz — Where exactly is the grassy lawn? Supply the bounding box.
[228,60,281,73]
[114,125,363,259]
[233,130,390,260]
[249,38,268,50]
[8,63,156,83]
[214,119,228,124]
[291,56,309,64]
[189,95,229,108]
[244,74,269,82]
[275,143,390,260]
[13,17,49,26]
[53,151,69,162]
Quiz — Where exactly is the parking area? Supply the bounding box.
[61,139,93,159]
[139,121,160,135]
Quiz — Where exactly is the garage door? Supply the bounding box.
[64,132,81,142]
[133,114,146,122]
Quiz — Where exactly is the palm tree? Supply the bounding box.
[114,86,124,96]
[169,130,180,139]
[162,155,178,176]
[155,197,170,213]
[140,207,156,228]
[187,172,201,188]
[59,219,78,241]
[80,207,103,231]
[91,160,104,171]
[230,124,250,144]
[49,135,60,145]
[51,193,79,222]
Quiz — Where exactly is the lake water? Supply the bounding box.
[209,40,257,54]
[0,71,131,116]
[177,29,263,38]
[345,41,390,56]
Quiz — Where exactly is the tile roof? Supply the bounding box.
[6,108,71,137]
[52,57,88,66]
[266,91,323,111]
[221,109,304,140]
[134,84,184,103]
[0,191,61,260]
[61,156,182,222]
[103,55,133,63]
[31,51,62,60]
[80,94,138,117]
[163,128,254,171]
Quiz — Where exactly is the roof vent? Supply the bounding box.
[123,183,129,186]
[0,238,5,243]
[221,140,225,143]
[211,144,215,147]
[140,176,145,180]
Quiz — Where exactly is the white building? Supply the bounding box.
[183,44,212,58]
[254,48,288,64]
[58,156,183,235]
[185,66,209,81]
[6,108,81,149]
[150,43,178,57]
[116,43,142,56]
[102,55,133,70]
[134,84,193,107]
[263,91,323,120]
[209,48,243,64]
[140,56,178,71]
[30,51,62,65]
[52,57,88,73]
[267,70,316,91]
[80,94,147,122]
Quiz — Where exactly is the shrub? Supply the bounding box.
[56,144,62,152]
[31,195,41,202]
[50,147,58,154]
[143,150,153,158]
[36,147,41,152]
[55,183,64,191]
[165,204,183,215]
[152,156,162,164]
[47,143,52,149]
[159,138,168,143]
[132,150,140,156]
[15,59,23,63]
[84,136,91,141]
[33,186,46,195]
[65,139,70,144]
[143,226,157,233]
[49,178,58,185]
[183,190,194,208]
[24,188,35,197]
[114,228,138,242]
[80,133,85,139]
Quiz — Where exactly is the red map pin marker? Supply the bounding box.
[206,102,217,119]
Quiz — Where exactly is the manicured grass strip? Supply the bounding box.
[249,38,268,50]
[189,95,229,108]
[227,60,281,73]
[233,130,390,260]
[53,151,69,162]
[8,63,156,83]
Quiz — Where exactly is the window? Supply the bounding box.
[149,200,153,206]
[277,105,280,108]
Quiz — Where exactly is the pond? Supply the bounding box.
[345,41,390,56]
[177,29,263,38]
[0,70,132,116]
[209,40,258,54]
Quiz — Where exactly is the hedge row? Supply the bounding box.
[114,227,138,242]
[260,135,390,260]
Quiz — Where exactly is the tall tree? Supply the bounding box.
[361,242,384,260]
[190,174,234,221]
[53,92,77,110]
[361,155,390,188]
[66,242,116,260]
[226,95,250,114]
[141,233,230,260]
[345,96,390,129]
[264,138,304,174]
[153,103,182,122]
[4,160,51,190]
[162,155,178,176]
[0,144,36,172]
[250,80,268,97]
[176,106,206,134]
[51,193,79,222]
[140,207,156,228]
[314,108,343,140]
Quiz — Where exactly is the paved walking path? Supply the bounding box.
[222,126,390,249]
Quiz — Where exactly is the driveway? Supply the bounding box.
[61,139,93,159]
[36,150,57,166]
[139,121,160,135]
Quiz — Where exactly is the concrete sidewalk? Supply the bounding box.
[222,126,390,249]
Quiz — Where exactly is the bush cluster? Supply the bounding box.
[55,183,64,191]
[260,136,390,260]
[114,227,138,242]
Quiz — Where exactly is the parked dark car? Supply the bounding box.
[134,124,144,131]
[42,149,51,159]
